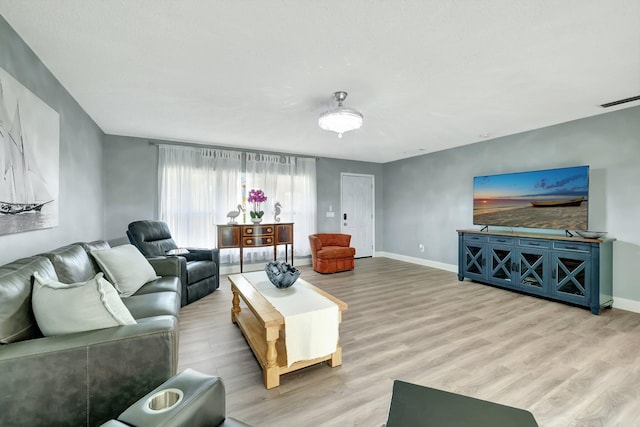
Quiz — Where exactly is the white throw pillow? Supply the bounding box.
[90,244,159,297]
[32,271,136,337]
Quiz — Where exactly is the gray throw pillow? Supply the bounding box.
[90,244,159,297]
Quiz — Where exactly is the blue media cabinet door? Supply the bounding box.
[462,242,486,281]
[487,244,514,288]
[514,248,549,296]
[550,252,591,306]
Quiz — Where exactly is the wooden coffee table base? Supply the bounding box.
[229,274,347,389]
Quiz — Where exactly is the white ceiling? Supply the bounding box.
[1,1,639,163]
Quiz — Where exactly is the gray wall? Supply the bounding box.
[384,105,640,303]
[103,135,158,245]
[0,16,104,265]
[102,136,384,249]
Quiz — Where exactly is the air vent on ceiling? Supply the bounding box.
[600,95,640,108]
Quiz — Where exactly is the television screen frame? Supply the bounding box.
[473,165,589,230]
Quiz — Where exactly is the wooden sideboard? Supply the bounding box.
[217,223,294,272]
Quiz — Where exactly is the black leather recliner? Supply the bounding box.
[127,220,219,306]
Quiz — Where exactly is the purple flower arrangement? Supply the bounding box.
[247,189,267,219]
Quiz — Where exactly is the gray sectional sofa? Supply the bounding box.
[0,240,182,427]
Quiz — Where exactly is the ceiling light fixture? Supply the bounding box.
[318,91,363,138]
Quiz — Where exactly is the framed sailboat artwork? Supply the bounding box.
[0,67,59,235]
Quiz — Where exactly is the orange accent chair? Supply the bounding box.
[308,233,356,273]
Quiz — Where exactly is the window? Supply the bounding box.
[158,145,241,248]
[246,153,316,259]
[158,145,316,262]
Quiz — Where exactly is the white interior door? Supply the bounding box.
[341,173,374,258]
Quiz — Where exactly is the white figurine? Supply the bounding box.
[273,202,282,223]
[226,204,244,224]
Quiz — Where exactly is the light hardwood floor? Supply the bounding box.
[178,257,640,427]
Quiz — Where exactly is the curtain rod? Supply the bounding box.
[148,139,318,160]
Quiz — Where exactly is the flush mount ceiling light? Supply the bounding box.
[318,91,363,138]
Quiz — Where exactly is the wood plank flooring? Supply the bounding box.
[178,257,640,426]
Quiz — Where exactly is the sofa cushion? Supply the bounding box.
[82,240,111,252]
[317,246,357,260]
[32,272,136,337]
[134,276,182,296]
[0,257,57,344]
[81,240,111,272]
[121,292,181,320]
[90,245,159,297]
[39,244,98,284]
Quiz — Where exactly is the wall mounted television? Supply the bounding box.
[473,165,589,230]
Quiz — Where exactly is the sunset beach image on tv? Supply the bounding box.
[473,166,589,230]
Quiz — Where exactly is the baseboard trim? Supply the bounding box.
[374,251,458,273]
[612,297,640,313]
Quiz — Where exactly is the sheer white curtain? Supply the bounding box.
[158,145,241,248]
[245,153,316,260]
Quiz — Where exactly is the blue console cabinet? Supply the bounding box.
[457,229,614,314]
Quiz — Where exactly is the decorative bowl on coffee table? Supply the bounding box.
[265,261,300,288]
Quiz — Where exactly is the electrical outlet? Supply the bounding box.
[419,243,425,252]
